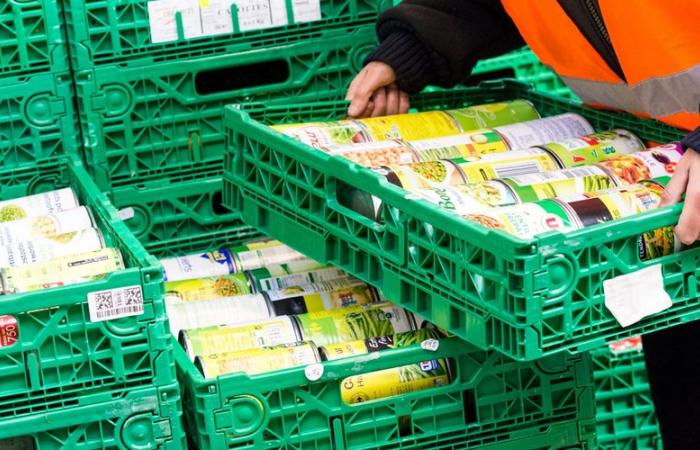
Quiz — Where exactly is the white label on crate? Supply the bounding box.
[421,339,440,352]
[117,207,135,221]
[305,363,324,381]
[148,0,203,43]
[604,264,672,327]
[88,285,145,322]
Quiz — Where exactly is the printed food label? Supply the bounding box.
[456,149,560,183]
[88,285,144,322]
[495,113,594,149]
[0,315,18,349]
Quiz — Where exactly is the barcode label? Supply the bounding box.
[88,285,144,322]
[494,161,543,178]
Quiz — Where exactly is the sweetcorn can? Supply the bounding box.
[454,148,562,183]
[195,341,321,378]
[0,206,94,248]
[0,188,80,222]
[0,227,104,269]
[180,315,303,359]
[265,278,380,316]
[378,160,467,191]
[165,273,253,302]
[161,249,236,282]
[296,303,417,347]
[1,248,124,294]
[493,113,594,149]
[537,129,645,167]
[166,294,273,336]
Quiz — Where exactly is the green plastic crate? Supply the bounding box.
[0,71,79,169]
[0,383,185,449]
[0,0,69,77]
[222,80,691,361]
[175,333,595,450]
[593,345,662,450]
[471,48,575,99]
[62,0,390,71]
[0,156,177,420]
[74,25,377,190]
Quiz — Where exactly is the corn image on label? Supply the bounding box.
[161,249,236,282]
[273,121,370,147]
[446,100,540,131]
[324,140,419,167]
[494,113,594,149]
[0,227,104,269]
[0,188,79,222]
[167,294,272,336]
[340,359,451,404]
[455,148,561,183]
[184,316,300,357]
[197,342,320,378]
[165,273,252,302]
[385,160,466,191]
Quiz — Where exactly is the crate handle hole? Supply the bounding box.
[195,60,291,95]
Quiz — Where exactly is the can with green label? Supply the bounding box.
[537,129,645,168]
[446,100,540,130]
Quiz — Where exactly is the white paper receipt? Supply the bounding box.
[88,285,145,322]
[604,264,672,327]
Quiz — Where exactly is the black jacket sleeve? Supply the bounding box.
[682,127,700,152]
[365,0,525,94]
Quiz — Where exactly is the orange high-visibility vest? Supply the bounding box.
[501,0,700,131]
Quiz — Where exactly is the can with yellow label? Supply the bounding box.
[165,273,254,302]
[319,329,442,361]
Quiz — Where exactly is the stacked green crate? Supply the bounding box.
[593,338,662,449]
[62,0,391,253]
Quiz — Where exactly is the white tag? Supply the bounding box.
[117,207,135,221]
[304,363,324,381]
[421,339,440,352]
[604,264,672,327]
[148,0,203,43]
[88,285,145,322]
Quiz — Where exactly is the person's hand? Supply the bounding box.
[346,62,410,118]
[659,149,700,244]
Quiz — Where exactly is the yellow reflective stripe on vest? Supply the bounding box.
[560,63,700,118]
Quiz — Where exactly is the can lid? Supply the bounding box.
[260,291,275,318]
[242,270,259,294]
[550,198,585,229]
[194,356,208,378]
[308,340,323,365]
[536,146,567,169]
[289,315,304,343]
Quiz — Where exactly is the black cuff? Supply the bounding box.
[682,126,700,152]
[364,29,434,95]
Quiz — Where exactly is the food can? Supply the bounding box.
[165,273,254,302]
[595,143,683,185]
[354,111,465,141]
[502,166,617,203]
[339,358,452,404]
[166,293,273,336]
[639,225,680,261]
[454,148,562,183]
[248,263,347,292]
[537,129,646,168]
[493,113,594,149]
[272,121,370,147]
[446,100,540,130]
[1,248,124,294]
[0,188,80,222]
[0,206,94,248]
[296,303,417,346]
[232,240,306,272]
[180,315,303,359]
[319,329,442,361]
[265,278,380,315]
[322,140,420,166]
[195,341,321,378]
[0,227,104,269]
[406,130,509,159]
[414,181,518,214]
[161,249,236,282]
[378,160,467,191]
[465,200,578,240]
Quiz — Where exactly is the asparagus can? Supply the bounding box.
[232,240,306,272]
[180,315,303,359]
[465,200,577,239]
[595,143,683,185]
[339,358,452,404]
[0,188,80,222]
[0,227,104,269]
[319,329,442,361]
[415,181,518,214]
[195,341,321,378]
[165,273,254,302]
[446,100,540,130]
[1,248,124,294]
[0,206,94,248]
[166,294,273,336]
[454,148,562,183]
[502,166,617,203]
[494,113,594,149]
[161,249,236,282]
[538,129,645,168]
[265,278,380,316]
[296,303,417,347]
[248,264,347,292]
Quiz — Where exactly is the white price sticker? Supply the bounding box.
[421,339,440,352]
[88,285,145,322]
[604,264,672,327]
[304,363,324,381]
